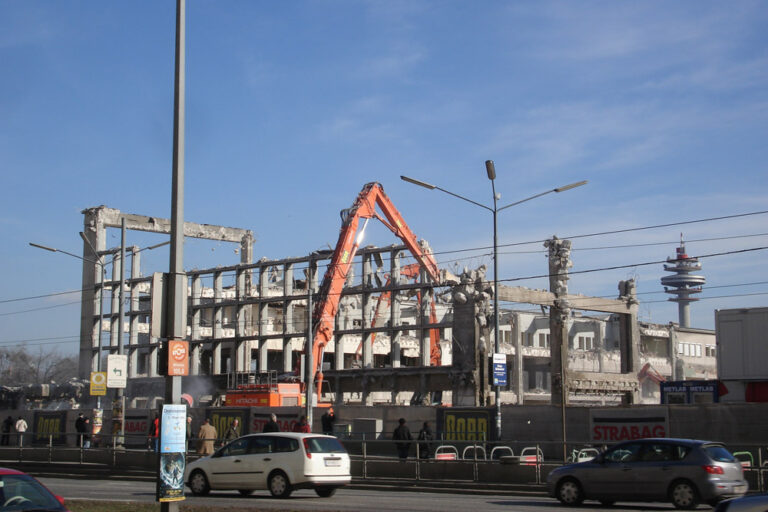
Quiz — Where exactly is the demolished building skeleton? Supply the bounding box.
[78,206,714,409]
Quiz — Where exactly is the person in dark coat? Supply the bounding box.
[417,421,434,459]
[263,413,280,432]
[223,419,241,444]
[75,413,87,447]
[321,408,336,435]
[392,418,412,460]
[81,417,91,449]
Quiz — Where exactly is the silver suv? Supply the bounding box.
[546,438,747,509]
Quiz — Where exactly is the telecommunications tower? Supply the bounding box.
[661,235,705,328]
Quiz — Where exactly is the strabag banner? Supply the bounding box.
[156,404,186,503]
[589,407,669,443]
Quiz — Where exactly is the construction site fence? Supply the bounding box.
[1,431,766,493]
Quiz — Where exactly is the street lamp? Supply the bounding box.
[31,237,170,410]
[401,163,586,440]
[30,240,109,408]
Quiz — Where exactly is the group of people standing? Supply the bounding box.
[1,416,28,447]
[190,411,316,456]
[393,418,434,460]
[153,409,436,461]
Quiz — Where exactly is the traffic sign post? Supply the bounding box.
[107,354,128,388]
[90,372,107,396]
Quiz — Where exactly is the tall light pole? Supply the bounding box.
[401,165,586,440]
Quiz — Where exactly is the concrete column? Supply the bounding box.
[110,252,121,353]
[419,274,432,368]
[362,254,373,369]
[283,263,294,373]
[450,267,490,407]
[236,267,249,373]
[80,208,107,379]
[213,271,223,374]
[149,275,160,378]
[191,275,202,376]
[669,324,679,380]
[128,248,140,378]
[595,320,605,373]
[258,265,269,373]
[546,237,573,406]
[511,313,523,404]
[390,250,403,368]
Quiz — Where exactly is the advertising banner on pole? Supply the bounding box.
[156,404,186,503]
[167,340,189,376]
[492,353,507,387]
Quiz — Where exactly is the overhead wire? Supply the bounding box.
[3,210,767,313]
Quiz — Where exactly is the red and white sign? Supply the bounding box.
[168,340,189,376]
[590,408,668,443]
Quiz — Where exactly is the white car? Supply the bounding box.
[185,432,351,498]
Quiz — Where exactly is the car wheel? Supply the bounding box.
[669,480,700,510]
[238,489,254,496]
[188,470,210,496]
[556,478,584,506]
[268,470,293,499]
[315,486,337,498]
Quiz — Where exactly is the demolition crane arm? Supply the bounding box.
[311,182,440,399]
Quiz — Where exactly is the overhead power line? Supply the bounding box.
[3,210,767,306]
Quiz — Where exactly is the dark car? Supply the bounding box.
[0,467,70,511]
[714,493,768,512]
[546,438,747,509]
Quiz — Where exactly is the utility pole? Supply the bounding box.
[161,1,185,511]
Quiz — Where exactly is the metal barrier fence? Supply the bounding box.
[2,431,766,493]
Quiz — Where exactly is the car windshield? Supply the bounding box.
[0,474,62,511]
[305,437,346,454]
[704,444,737,463]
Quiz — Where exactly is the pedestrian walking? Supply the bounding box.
[186,416,193,452]
[263,413,280,432]
[417,421,434,459]
[2,416,14,446]
[292,415,311,433]
[15,416,28,447]
[82,417,91,449]
[75,413,87,447]
[223,418,240,444]
[321,408,336,435]
[197,418,217,456]
[392,418,412,460]
[148,413,160,452]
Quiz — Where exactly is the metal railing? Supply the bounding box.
[2,431,765,493]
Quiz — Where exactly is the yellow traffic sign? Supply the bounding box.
[90,371,107,396]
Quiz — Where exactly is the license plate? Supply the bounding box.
[324,458,341,467]
[734,485,746,494]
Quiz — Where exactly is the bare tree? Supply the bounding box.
[0,347,77,387]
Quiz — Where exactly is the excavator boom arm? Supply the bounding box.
[311,182,440,398]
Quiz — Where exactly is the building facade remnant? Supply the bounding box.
[77,207,713,409]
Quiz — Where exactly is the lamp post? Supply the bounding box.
[401,164,586,440]
[30,241,108,409]
[31,237,170,411]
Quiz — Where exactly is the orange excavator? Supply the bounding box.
[355,262,441,366]
[311,182,441,400]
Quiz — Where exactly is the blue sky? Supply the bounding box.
[1,1,767,358]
